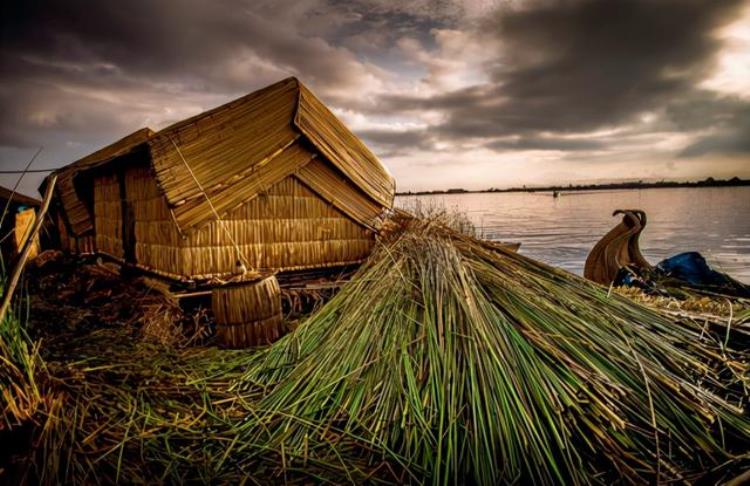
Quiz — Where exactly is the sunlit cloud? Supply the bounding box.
[0,0,748,196]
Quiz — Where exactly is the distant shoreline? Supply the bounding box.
[396,176,750,196]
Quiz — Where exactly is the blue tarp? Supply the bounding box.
[654,252,749,297]
[615,251,749,297]
[656,252,733,288]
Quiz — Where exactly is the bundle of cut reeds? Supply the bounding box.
[238,214,750,484]
[212,276,285,348]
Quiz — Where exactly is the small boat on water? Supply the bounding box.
[584,209,650,285]
[584,209,750,297]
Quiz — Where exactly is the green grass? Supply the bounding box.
[0,293,49,431]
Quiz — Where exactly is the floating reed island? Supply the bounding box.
[2,213,749,484]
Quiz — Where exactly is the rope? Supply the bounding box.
[0,168,54,173]
[169,137,250,273]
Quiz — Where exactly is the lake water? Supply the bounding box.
[396,187,750,284]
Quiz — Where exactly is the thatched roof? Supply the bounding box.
[48,77,394,236]
[0,185,41,208]
[42,128,155,236]
[148,77,394,231]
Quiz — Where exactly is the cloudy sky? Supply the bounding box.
[1,0,749,196]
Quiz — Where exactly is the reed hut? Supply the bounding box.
[42,77,395,346]
[0,185,43,264]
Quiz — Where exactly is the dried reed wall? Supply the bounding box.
[114,165,374,279]
[125,164,184,272]
[93,173,124,258]
[51,128,153,237]
[55,212,71,252]
[53,206,83,253]
[182,175,374,277]
[76,234,95,254]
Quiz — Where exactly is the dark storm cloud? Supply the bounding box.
[483,0,739,129]
[665,91,750,157]
[357,128,433,156]
[486,136,605,152]
[0,0,748,195]
[679,112,750,158]
[322,0,457,48]
[376,0,747,158]
[1,0,367,89]
[0,0,403,151]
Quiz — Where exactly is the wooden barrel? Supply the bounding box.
[211,276,285,348]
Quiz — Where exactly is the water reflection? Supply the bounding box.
[397,187,750,283]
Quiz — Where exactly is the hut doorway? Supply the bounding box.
[122,201,136,263]
[118,172,137,263]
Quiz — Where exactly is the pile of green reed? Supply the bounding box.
[237,215,750,484]
[5,313,389,483]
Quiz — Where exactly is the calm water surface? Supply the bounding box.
[396,187,750,284]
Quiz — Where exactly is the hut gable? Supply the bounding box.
[294,83,394,208]
[43,128,154,237]
[147,77,394,232]
[179,175,375,277]
[96,160,375,280]
[295,158,384,228]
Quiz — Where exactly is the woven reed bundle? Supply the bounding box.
[212,275,284,348]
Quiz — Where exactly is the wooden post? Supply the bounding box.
[0,174,57,323]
